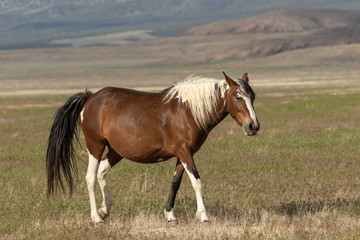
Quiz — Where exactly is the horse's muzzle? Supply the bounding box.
[243,121,260,136]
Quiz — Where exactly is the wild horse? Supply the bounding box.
[46,72,260,223]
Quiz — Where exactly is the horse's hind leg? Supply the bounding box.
[86,146,105,223]
[97,148,123,219]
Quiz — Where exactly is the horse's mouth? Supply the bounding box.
[243,127,258,136]
[244,130,257,136]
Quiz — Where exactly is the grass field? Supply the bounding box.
[1,45,360,239]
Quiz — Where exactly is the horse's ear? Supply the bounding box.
[242,73,249,82]
[223,71,237,88]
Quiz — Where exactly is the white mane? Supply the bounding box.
[163,75,228,130]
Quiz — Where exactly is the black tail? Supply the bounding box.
[46,90,92,198]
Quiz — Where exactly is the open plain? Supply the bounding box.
[1,34,360,239]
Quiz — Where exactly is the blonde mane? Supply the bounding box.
[163,75,228,130]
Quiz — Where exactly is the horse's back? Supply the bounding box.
[81,87,177,162]
[83,86,165,116]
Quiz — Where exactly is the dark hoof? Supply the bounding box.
[201,219,211,224]
[98,209,109,220]
[167,219,178,225]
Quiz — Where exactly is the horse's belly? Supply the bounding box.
[107,133,174,163]
[128,154,174,164]
[116,145,174,164]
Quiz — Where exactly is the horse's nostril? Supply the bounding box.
[249,122,255,131]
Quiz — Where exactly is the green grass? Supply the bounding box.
[0,88,359,239]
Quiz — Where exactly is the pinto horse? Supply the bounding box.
[46,72,259,223]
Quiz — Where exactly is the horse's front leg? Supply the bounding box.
[178,150,210,223]
[164,158,184,223]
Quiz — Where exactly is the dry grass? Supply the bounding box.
[1,43,360,239]
[2,208,359,239]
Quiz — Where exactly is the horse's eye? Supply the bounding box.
[236,96,242,101]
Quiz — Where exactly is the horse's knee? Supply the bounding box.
[85,173,96,187]
[191,178,203,194]
[96,171,105,183]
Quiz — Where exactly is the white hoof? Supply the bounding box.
[91,214,104,224]
[164,209,178,223]
[196,211,210,223]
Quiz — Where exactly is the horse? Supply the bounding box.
[46,72,260,223]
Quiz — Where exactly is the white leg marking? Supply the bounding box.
[86,150,103,223]
[164,170,180,223]
[180,161,210,222]
[164,208,177,222]
[97,158,113,219]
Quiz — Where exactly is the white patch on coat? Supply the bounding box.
[236,89,258,126]
[244,97,257,124]
[80,109,85,123]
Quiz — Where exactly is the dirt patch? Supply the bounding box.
[0,103,61,110]
[0,86,165,97]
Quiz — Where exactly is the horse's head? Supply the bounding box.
[223,72,260,136]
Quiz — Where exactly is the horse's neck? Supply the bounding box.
[206,92,228,131]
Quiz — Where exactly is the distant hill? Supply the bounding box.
[72,9,359,67]
[1,0,360,49]
[184,9,360,58]
[186,9,360,34]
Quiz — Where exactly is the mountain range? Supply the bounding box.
[1,0,360,49]
[184,8,360,59]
